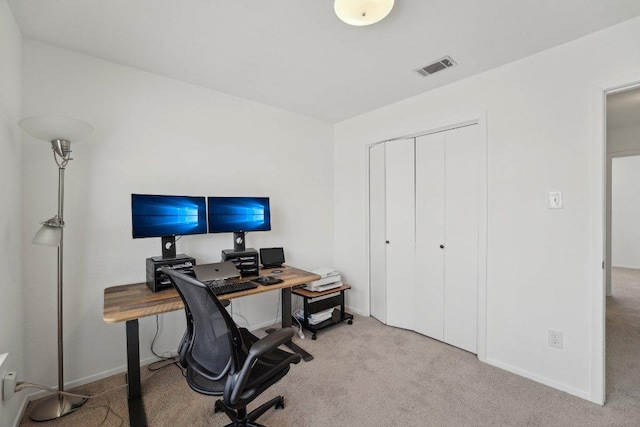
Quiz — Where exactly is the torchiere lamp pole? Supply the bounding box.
[20,116,93,421]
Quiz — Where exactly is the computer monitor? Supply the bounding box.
[207,196,271,251]
[131,194,207,259]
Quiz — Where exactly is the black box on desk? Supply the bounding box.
[221,248,259,278]
[146,254,196,292]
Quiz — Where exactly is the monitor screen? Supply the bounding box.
[131,194,207,238]
[208,197,271,233]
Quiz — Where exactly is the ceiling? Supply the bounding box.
[8,1,640,123]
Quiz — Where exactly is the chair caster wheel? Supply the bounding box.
[312,334,317,340]
[276,397,285,410]
[347,319,353,325]
[214,402,222,413]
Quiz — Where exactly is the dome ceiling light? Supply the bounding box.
[334,0,395,26]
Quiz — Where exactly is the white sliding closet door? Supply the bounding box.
[415,133,445,340]
[369,143,387,323]
[443,125,481,353]
[385,138,415,330]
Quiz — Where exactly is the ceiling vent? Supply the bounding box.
[415,56,457,77]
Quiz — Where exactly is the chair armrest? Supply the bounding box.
[249,328,294,358]
[228,328,296,404]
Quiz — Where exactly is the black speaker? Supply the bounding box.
[260,247,285,268]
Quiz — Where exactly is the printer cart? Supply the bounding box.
[292,284,353,340]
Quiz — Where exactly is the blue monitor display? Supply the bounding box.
[208,197,271,233]
[131,194,207,238]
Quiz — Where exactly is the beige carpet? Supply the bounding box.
[20,269,640,426]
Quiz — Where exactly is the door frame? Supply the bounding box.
[366,113,487,362]
[589,74,640,405]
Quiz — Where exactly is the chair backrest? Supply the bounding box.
[162,268,242,380]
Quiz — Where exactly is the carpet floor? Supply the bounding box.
[19,268,640,426]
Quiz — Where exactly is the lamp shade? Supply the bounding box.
[19,116,93,143]
[334,0,394,26]
[32,224,62,247]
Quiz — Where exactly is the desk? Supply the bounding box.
[103,265,319,427]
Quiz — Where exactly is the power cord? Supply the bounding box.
[293,315,305,339]
[16,382,127,426]
[271,292,282,327]
[151,315,173,360]
[230,301,250,327]
[17,359,170,425]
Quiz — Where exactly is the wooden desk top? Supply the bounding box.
[103,265,320,323]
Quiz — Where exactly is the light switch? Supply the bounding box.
[549,191,563,209]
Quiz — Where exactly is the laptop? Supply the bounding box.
[192,261,241,283]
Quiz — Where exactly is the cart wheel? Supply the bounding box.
[312,334,317,340]
[347,319,353,325]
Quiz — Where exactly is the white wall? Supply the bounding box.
[611,154,640,269]
[0,1,25,425]
[21,40,334,391]
[334,17,640,402]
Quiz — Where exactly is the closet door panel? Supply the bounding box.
[443,125,481,353]
[385,138,415,330]
[415,133,445,340]
[369,143,387,323]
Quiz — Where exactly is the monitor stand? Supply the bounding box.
[233,232,246,252]
[161,236,177,259]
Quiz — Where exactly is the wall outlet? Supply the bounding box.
[548,329,563,349]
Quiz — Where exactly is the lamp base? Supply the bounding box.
[29,393,88,422]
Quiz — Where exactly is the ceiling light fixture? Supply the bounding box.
[334,0,394,26]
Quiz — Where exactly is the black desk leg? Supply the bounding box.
[126,319,147,427]
[280,287,313,362]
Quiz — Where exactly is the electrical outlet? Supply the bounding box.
[548,329,563,349]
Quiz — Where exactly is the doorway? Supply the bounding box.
[605,86,640,403]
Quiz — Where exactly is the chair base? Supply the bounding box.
[215,395,285,427]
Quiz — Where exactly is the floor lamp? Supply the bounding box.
[19,116,93,421]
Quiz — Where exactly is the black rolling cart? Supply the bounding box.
[292,284,353,340]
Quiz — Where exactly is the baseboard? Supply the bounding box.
[485,357,594,403]
[23,353,165,402]
[611,264,640,270]
[9,393,30,427]
[346,305,366,316]
[250,317,283,331]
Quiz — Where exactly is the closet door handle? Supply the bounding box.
[439,244,445,249]
[386,240,390,244]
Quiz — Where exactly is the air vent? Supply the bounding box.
[415,56,457,77]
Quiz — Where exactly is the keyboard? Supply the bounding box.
[205,279,258,296]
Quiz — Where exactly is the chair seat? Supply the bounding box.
[186,328,296,398]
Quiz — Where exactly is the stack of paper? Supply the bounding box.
[308,308,335,325]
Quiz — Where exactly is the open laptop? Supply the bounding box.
[192,261,241,283]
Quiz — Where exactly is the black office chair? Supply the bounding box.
[162,268,301,427]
